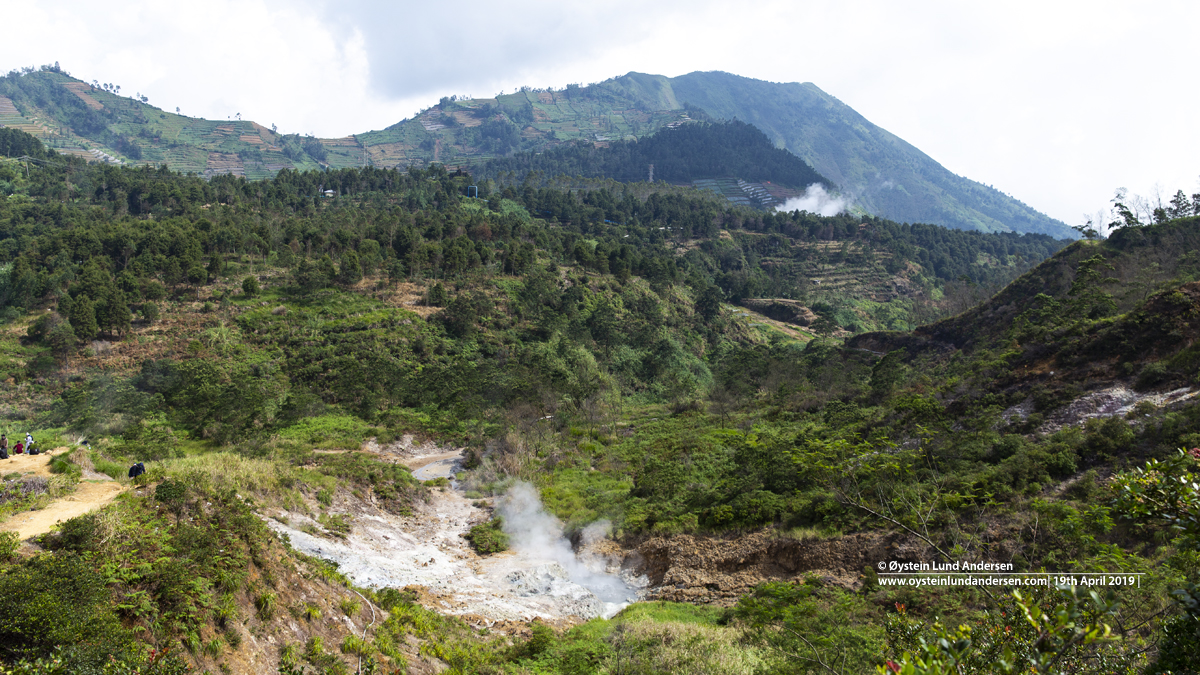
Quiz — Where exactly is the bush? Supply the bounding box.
[0,531,18,561]
[0,553,132,666]
[242,276,260,297]
[141,301,159,324]
[463,517,509,554]
[338,596,360,618]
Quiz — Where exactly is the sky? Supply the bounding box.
[1,0,1196,228]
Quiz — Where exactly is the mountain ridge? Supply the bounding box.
[600,71,1072,238]
[0,64,1071,237]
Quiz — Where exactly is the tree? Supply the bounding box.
[338,251,363,286]
[870,348,908,399]
[1071,219,1100,240]
[69,295,98,341]
[186,266,207,295]
[242,276,259,297]
[425,282,448,307]
[46,320,77,362]
[810,315,837,339]
[695,285,724,322]
[206,254,224,280]
[316,254,337,286]
[1108,189,1142,230]
[141,302,160,324]
[1168,190,1193,220]
[102,290,131,337]
[294,259,324,293]
[1067,255,1117,320]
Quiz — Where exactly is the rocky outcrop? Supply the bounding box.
[627,530,924,605]
[739,299,818,326]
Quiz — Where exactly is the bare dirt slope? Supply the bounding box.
[1,481,125,541]
[0,447,126,541]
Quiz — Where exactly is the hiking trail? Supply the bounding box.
[0,447,126,542]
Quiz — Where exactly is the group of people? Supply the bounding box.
[0,433,36,460]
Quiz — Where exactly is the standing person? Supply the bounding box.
[24,432,32,448]
[0,435,7,460]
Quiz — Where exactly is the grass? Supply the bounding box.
[276,414,374,448]
[506,601,762,674]
[89,452,127,480]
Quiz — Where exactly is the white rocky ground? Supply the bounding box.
[264,445,644,625]
[1001,385,1196,433]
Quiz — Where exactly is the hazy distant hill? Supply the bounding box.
[596,72,1073,238]
[0,65,1072,237]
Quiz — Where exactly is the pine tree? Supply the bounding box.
[69,294,98,341]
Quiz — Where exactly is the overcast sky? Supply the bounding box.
[2,0,1196,228]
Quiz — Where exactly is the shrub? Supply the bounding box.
[463,517,509,554]
[255,591,277,620]
[155,480,187,507]
[338,596,360,618]
[0,531,18,561]
[340,634,370,657]
[242,276,260,297]
[141,301,160,324]
[0,553,131,666]
[202,636,225,659]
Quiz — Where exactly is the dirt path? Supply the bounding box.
[1,446,68,477]
[1,481,125,541]
[0,446,127,541]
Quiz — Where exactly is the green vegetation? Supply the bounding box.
[1,128,1198,673]
[463,516,509,554]
[478,119,830,192]
[607,71,1075,237]
[3,64,1070,237]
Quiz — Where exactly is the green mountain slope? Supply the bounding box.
[475,120,830,196]
[2,65,1072,238]
[603,71,1074,238]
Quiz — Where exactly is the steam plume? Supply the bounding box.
[777,183,849,216]
[498,482,635,611]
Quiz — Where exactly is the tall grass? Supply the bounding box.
[90,452,127,481]
[606,619,764,675]
[161,452,299,499]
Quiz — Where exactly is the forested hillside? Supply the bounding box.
[0,129,1196,674]
[3,64,1071,238]
[475,120,831,191]
[599,71,1075,238]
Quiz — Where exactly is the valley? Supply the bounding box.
[0,117,1197,674]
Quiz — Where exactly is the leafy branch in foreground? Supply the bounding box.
[879,585,1132,675]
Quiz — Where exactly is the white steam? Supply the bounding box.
[777,183,850,217]
[498,482,637,615]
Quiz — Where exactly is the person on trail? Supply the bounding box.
[24,433,32,447]
[0,435,7,460]
[13,441,22,454]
